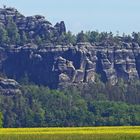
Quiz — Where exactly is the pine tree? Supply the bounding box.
[6,17,20,44]
[65,31,76,44]
[0,24,9,45]
[35,35,42,45]
[20,31,28,45]
[76,31,87,43]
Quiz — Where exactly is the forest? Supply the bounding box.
[0,78,140,127]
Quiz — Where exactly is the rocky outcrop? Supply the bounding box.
[0,77,21,95]
[0,42,140,88]
[0,7,66,45]
[0,7,140,89]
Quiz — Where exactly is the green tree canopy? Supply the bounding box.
[6,17,20,44]
[0,24,9,45]
[0,112,3,128]
[76,31,88,43]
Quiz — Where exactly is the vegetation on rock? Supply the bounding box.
[0,7,140,128]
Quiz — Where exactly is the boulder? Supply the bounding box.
[0,77,21,96]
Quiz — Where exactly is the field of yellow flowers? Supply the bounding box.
[0,126,140,140]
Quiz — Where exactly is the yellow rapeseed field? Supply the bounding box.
[0,126,140,140]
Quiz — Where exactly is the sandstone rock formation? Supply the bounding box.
[0,42,140,88]
[0,7,66,45]
[0,77,21,95]
[0,7,140,89]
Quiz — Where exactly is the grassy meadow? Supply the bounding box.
[0,126,140,140]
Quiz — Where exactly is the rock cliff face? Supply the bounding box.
[0,7,66,45]
[0,7,140,89]
[0,77,21,95]
[0,42,140,88]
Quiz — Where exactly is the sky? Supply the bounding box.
[0,0,140,34]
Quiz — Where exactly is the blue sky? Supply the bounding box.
[0,0,140,34]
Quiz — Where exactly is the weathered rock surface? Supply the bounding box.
[0,42,140,88]
[0,77,21,95]
[0,7,140,89]
[0,7,66,45]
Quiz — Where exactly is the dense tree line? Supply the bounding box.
[1,17,140,47]
[78,79,140,104]
[67,31,140,45]
[0,78,140,127]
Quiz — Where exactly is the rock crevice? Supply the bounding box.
[1,42,140,88]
